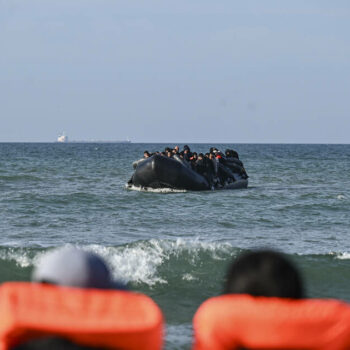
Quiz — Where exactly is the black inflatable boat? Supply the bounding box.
[127,154,248,191]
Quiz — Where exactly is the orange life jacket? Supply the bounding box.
[193,294,350,350]
[0,282,163,350]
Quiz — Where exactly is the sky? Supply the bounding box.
[1,0,349,143]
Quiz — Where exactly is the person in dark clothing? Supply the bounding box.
[194,153,206,175]
[183,148,191,162]
[225,149,239,159]
[183,145,193,160]
[224,149,248,178]
[190,152,198,169]
[202,154,216,188]
[190,152,198,161]
[172,146,179,156]
[208,153,217,176]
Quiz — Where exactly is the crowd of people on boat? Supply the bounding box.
[140,145,248,188]
[2,247,350,349]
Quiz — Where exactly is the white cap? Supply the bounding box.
[32,247,126,290]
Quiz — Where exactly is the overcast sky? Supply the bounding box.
[1,0,349,143]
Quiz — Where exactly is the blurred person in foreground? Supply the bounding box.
[223,249,304,298]
[193,249,350,350]
[0,247,163,350]
[31,246,126,290]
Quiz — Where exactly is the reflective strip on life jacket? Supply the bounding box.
[0,282,163,350]
[193,294,350,350]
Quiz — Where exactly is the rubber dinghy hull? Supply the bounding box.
[132,155,210,191]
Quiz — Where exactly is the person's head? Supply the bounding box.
[209,152,215,159]
[224,250,303,299]
[174,145,179,152]
[184,149,189,154]
[166,151,172,157]
[205,153,209,158]
[144,151,150,158]
[184,145,190,151]
[32,247,126,290]
[198,153,204,160]
[231,149,239,159]
[164,147,171,153]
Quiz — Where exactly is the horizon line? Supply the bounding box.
[1,141,350,145]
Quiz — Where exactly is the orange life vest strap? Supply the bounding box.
[0,282,163,350]
[193,294,350,350]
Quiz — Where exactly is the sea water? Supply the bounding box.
[1,143,350,349]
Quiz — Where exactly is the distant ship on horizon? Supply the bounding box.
[56,133,131,144]
[57,133,68,143]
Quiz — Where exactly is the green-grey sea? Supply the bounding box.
[1,143,350,349]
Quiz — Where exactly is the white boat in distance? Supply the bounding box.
[57,133,68,143]
[56,133,131,143]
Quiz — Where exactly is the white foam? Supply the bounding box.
[337,194,346,200]
[0,244,87,269]
[0,239,233,286]
[0,249,31,268]
[83,239,232,285]
[0,248,47,268]
[182,273,197,281]
[83,243,167,285]
[125,184,187,193]
[336,252,350,260]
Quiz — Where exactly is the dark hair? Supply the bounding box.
[224,250,304,299]
[225,149,240,158]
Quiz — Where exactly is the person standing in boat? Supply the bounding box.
[203,154,215,188]
[195,153,214,188]
[182,145,193,162]
[190,152,198,170]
